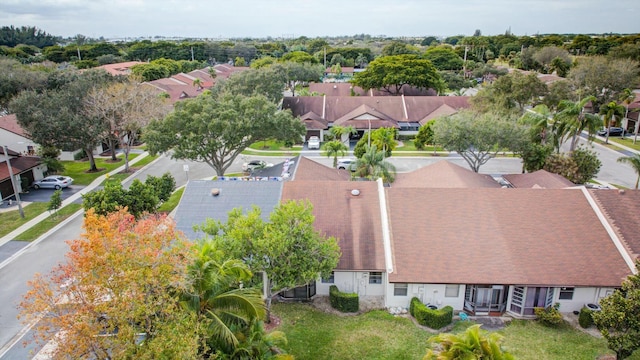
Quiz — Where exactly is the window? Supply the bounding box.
[559,287,574,300]
[321,272,334,284]
[445,284,460,297]
[369,272,382,284]
[394,283,408,296]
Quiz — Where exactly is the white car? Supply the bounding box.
[33,176,74,190]
[242,160,273,172]
[337,158,357,172]
[307,136,320,150]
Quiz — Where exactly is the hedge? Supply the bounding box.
[410,297,453,329]
[579,306,595,328]
[329,285,359,313]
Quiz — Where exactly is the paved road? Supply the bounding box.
[0,213,84,359]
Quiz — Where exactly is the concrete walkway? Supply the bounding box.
[0,152,150,248]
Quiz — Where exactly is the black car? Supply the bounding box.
[597,127,624,137]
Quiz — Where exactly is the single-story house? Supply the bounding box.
[172,157,637,317]
[0,147,46,200]
[282,95,470,141]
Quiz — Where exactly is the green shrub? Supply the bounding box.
[145,172,176,203]
[410,297,453,329]
[534,303,563,327]
[579,307,594,328]
[329,285,359,313]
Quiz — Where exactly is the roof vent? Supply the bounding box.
[333,85,337,89]
[619,189,625,195]
[351,189,360,196]
[211,188,221,196]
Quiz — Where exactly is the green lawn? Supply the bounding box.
[157,187,185,213]
[271,303,625,360]
[61,154,139,185]
[248,140,302,151]
[14,204,83,241]
[0,202,49,237]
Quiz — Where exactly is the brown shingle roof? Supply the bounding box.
[387,188,631,286]
[393,161,501,188]
[282,181,385,271]
[589,189,640,259]
[0,156,41,181]
[291,157,350,181]
[332,104,399,129]
[503,170,575,189]
[0,114,27,138]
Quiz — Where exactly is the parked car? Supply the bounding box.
[33,176,74,190]
[242,160,273,172]
[597,127,624,137]
[337,158,357,172]
[307,136,320,150]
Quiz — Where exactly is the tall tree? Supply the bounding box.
[85,80,170,172]
[592,261,640,360]
[0,57,48,111]
[620,88,635,136]
[323,140,348,168]
[568,56,639,110]
[19,209,198,359]
[144,92,305,176]
[556,96,601,151]
[472,71,547,113]
[351,54,445,95]
[10,69,116,172]
[617,153,640,189]
[354,144,397,183]
[433,111,528,172]
[271,61,324,96]
[424,324,515,360]
[599,101,625,144]
[198,201,340,321]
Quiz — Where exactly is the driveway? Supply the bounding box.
[1,185,84,212]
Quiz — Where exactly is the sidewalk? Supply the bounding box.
[0,152,150,248]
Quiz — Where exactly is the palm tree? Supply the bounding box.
[371,127,398,157]
[618,153,640,189]
[520,104,553,145]
[599,101,625,144]
[619,88,635,139]
[556,96,600,151]
[323,140,348,168]
[424,324,515,360]
[355,145,396,183]
[330,125,357,145]
[181,240,266,355]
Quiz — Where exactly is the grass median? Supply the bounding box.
[14,204,83,241]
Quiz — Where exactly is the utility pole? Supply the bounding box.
[3,145,24,218]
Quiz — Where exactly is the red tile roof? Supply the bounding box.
[0,114,28,138]
[393,161,501,188]
[503,170,575,189]
[282,181,386,271]
[386,187,631,286]
[98,61,146,76]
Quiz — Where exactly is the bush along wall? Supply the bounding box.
[329,285,359,313]
[579,307,595,328]
[410,297,453,329]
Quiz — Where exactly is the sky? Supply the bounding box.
[1,0,639,40]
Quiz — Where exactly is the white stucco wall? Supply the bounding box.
[554,287,615,313]
[316,271,385,297]
[385,283,466,310]
[0,130,35,155]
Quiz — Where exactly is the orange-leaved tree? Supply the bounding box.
[19,209,199,359]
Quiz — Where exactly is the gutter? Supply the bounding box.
[377,178,393,274]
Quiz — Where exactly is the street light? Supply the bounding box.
[3,145,25,218]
